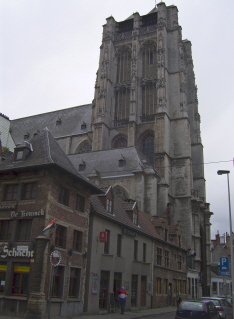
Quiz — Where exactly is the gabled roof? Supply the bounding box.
[91,193,187,249]
[0,128,102,193]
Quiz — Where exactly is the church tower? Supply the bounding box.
[92,3,212,296]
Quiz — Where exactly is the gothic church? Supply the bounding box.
[10,2,212,296]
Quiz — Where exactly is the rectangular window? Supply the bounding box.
[55,225,67,248]
[12,263,30,295]
[4,184,19,201]
[131,274,138,307]
[104,229,110,254]
[178,255,182,270]
[134,240,138,261]
[99,271,109,309]
[22,182,37,200]
[106,199,112,214]
[76,194,85,212]
[117,234,122,257]
[212,282,217,294]
[69,268,81,298]
[52,266,64,298]
[16,219,32,241]
[157,247,162,266]
[0,220,13,241]
[143,243,146,263]
[164,250,169,268]
[73,230,82,252]
[164,279,168,295]
[58,186,70,206]
[156,277,162,294]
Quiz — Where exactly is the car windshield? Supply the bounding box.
[180,302,204,311]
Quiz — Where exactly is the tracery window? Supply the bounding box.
[77,141,92,154]
[112,135,127,149]
[142,82,157,115]
[115,87,130,120]
[142,42,157,78]
[141,132,155,166]
[116,47,131,83]
[113,186,128,200]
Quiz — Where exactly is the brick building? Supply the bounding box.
[0,129,102,318]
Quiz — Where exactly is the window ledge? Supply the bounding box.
[0,295,27,301]
[102,254,114,257]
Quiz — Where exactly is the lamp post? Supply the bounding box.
[217,170,234,319]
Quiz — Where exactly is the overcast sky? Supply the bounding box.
[1,0,234,239]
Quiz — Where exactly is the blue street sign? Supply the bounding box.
[220,257,229,276]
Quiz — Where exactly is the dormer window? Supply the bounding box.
[106,199,112,214]
[133,212,138,225]
[24,133,30,140]
[81,122,86,130]
[119,158,126,167]
[56,118,61,125]
[79,161,86,171]
[15,150,23,161]
[14,142,33,162]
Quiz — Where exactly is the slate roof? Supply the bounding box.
[91,194,187,249]
[10,104,92,145]
[0,128,102,193]
[68,146,157,179]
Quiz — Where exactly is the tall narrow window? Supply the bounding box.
[156,277,162,294]
[52,266,65,298]
[0,263,7,294]
[76,194,85,212]
[131,274,138,307]
[73,230,82,252]
[99,271,109,309]
[142,43,157,78]
[141,132,155,166]
[143,243,146,263]
[164,250,169,268]
[55,225,67,249]
[115,87,130,120]
[157,247,162,266]
[117,234,122,257]
[116,47,131,83]
[58,186,70,206]
[69,268,81,298]
[142,82,157,115]
[12,263,30,295]
[104,229,110,254]
[134,240,138,261]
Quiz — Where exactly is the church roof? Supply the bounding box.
[68,146,157,179]
[10,104,92,146]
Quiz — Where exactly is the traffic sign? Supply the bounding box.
[220,257,229,276]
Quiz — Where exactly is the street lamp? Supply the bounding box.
[217,170,234,319]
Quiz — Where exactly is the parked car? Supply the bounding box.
[200,297,232,318]
[175,299,219,319]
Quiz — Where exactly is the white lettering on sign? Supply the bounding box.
[0,246,34,258]
[10,209,45,218]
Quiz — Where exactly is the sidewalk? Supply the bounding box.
[0,306,177,319]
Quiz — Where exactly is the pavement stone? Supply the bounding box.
[0,306,177,319]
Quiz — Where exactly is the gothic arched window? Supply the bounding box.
[142,81,157,116]
[113,186,128,200]
[77,141,92,154]
[142,41,157,78]
[115,87,130,120]
[116,46,131,83]
[141,132,155,166]
[112,135,127,149]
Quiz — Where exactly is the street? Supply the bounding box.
[137,314,175,319]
